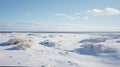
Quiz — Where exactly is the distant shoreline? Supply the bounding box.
[0,31,120,33]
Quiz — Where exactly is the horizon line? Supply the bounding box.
[0,31,120,33]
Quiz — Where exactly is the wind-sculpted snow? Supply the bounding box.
[105,34,120,39]
[79,38,107,43]
[39,40,56,47]
[6,36,36,50]
[74,43,117,55]
[116,40,120,43]
[0,33,120,67]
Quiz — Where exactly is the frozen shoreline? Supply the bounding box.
[0,33,120,67]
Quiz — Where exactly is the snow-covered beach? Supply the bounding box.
[0,32,120,67]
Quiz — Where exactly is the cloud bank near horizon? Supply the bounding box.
[0,22,120,31]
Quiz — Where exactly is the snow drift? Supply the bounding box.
[7,36,36,50]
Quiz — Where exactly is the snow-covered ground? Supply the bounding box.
[0,32,120,67]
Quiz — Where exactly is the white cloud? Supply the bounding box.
[87,7,120,15]
[0,24,13,27]
[55,13,80,20]
[55,13,66,16]
[83,16,89,19]
[1,22,120,31]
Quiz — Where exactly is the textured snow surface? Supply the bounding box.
[0,33,120,67]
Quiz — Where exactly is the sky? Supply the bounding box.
[0,0,120,31]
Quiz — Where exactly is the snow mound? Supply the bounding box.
[40,40,55,47]
[82,42,106,51]
[79,38,107,43]
[7,36,36,50]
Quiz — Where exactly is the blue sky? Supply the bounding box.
[0,0,120,31]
